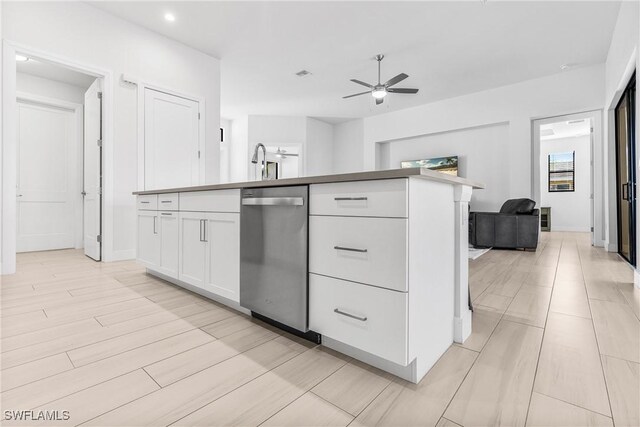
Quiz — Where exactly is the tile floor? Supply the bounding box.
[0,232,638,426]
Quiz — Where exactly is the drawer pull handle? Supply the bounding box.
[334,197,368,201]
[160,200,172,203]
[140,201,150,204]
[334,308,367,322]
[161,213,173,216]
[334,246,368,253]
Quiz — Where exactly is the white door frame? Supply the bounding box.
[16,92,84,250]
[2,40,114,274]
[531,110,604,247]
[133,79,206,191]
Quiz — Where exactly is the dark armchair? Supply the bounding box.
[469,198,539,250]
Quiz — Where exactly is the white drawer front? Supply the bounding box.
[309,274,408,365]
[310,216,408,292]
[137,195,158,210]
[179,189,240,213]
[310,179,407,218]
[158,193,179,211]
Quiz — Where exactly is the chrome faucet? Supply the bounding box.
[251,143,267,180]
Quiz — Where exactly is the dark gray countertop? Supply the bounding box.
[133,167,485,195]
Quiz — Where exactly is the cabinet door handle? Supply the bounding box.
[199,219,205,242]
[334,246,368,253]
[203,220,208,242]
[334,308,367,322]
[334,197,367,201]
[153,216,157,234]
[140,201,150,204]
[160,200,172,204]
[161,212,172,216]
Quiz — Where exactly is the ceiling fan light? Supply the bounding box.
[372,88,387,99]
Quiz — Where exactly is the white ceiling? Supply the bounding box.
[91,1,621,120]
[16,57,96,89]
[541,119,591,141]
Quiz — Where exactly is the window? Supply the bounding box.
[548,151,575,192]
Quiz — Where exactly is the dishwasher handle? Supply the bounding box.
[242,197,304,206]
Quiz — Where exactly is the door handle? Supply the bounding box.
[334,246,368,253]
[16,194,23,198]
[242,197,304,206]
[81,191,87,196]
[334,308,367,322]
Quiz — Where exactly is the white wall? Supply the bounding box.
[306,118,333,177]
[2,2,221,271]
[229,116,248,183]
[540,135,591,232]
[248,115,306,180]
[603,0,639,260]
[379,123,509,211]
[332,119,364,174]
[17,73,88,104]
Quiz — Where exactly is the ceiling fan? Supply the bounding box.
[272,147,298,159]
[343,54,419,105]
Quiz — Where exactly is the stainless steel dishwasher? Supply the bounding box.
[240,186,319,342]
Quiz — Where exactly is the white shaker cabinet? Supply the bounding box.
[137,210,160,269]
[177,211,240,302]
[178,211,208,289]
[203,213,240,302]
[157,211,179,278]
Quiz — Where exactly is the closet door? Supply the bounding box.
[144,89,200,190]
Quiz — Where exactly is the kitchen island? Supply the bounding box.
[133,168,483,383]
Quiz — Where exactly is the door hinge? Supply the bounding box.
[97,139,102,147]
[198,112,201,120]
[198,150,201,159]
[97,92,103,99]
[97,235,102,243]
[590,127,594,133]
[591,227,594,232]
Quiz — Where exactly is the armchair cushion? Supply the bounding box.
[499,198,536,215]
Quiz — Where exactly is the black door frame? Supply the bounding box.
[614,72,637,266]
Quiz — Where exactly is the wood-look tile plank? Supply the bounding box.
[311,360,392,416]
[601,355,640,427]
[534,312,610,416]
[456,307,501,352]
[86,337,309,427]
[352,346,477,427]
[173,347,347,426]
[262,392,353,427]
[585,279,628,304]
[549,280,591,319]
[145,323,278,386]
[502,284,552,328]
[474,292,512,314]
[526,392,613,427]
[32,369,159,426]
[0,353,74,391]
[444,320,543,427]
[200,313,256,338]
[590,299,640,363]
[1,318,102,352]
[0,329,213,410]
[435,418,462,427]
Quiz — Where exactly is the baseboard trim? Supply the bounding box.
[550,226,591,232]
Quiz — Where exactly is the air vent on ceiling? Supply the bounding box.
[567,119,585,124]
[295,70,312,77]
[541,129,555,137]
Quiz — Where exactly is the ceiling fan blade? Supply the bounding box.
[387,88,419,94]
[384,73,409,87]
[375,97,384,105]
[350,79,374,88]
[342,91,370,99]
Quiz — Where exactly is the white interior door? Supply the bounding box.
[84,79,102,261]
[16,101,77,252]
[144,89,200,190]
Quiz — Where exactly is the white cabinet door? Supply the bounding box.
[203,212,240,302]
[178,211,207,289]
[158,211,179,278]
[137,210,160,268]
[144,89,200,191]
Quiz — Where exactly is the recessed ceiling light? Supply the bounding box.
[15,54,29,62]
[164,13,176,22]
